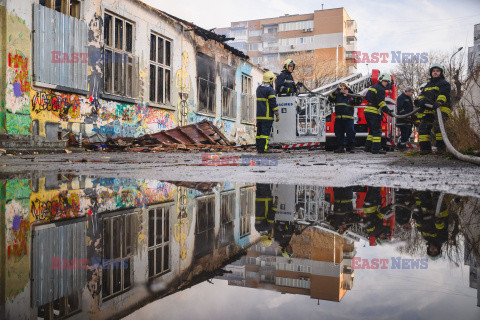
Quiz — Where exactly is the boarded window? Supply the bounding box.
[33,3,87,91]
[197,53,216,114]
[148,205,172,279]
[149,33,172,105]
[195,196,215,258]
[241,74,255,123]
[103,12,139,98]
[221,65,236,118]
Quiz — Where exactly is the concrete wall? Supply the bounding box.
[0,0,263,145]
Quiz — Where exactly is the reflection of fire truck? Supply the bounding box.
[315,70,398,149]
[270,70,397,149]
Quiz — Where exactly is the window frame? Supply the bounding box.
[39,0,82,19]
[149,32,172,107]
[196,53,217,115]
[147,203,173,279]
[103,11,139,99]
[221,64,236,119]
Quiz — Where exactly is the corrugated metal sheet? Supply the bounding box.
[31,221,87,307]
[33,3,88,91]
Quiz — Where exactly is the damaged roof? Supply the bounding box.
[133,0,249,60]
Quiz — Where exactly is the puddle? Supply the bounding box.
[1,175,479,319]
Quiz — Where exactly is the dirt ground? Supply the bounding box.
[1,149,479,197]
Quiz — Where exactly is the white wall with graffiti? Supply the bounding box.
[0,0,264,145]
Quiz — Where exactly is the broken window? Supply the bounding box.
[221,65,236,118]
[241,74,255,123]
[197,53,216,114]
[195,195,215,258]
[148,205,172,279]
[149,33,172,105]
[102,213,136,301]
[240,187,254,238]
[37,293,81,319]
[39,0,81,19]
[104,12,139,98]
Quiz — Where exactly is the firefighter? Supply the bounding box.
[394,188,415,230]
[327,187,360,234]
[362,187,393,245]
[255,183,277,237]
[412,191,449,259]
[417,63,452,155]
[328,82,363,153]
[396,87,415,150]
[275,59,299,96]
[413,83,427,129]
[256,71,279,153]
[364,73,393,154]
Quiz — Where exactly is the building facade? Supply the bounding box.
[215,8,357,77]
[467,23,480,69]
[0,0,263,146]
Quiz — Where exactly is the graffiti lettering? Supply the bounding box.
[32,91,81,120]
[31,193,81,221]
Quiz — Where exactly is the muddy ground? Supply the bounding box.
[1,149,479,197]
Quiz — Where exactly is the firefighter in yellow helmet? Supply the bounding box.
[256,71,279,153]
[275,59,299,96]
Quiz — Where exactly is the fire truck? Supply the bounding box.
[270,69,397,149]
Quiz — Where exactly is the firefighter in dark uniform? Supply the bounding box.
[275,59,298,96]
[328,82,363,153]
[255,183,277,240]
[256,71,279,153]
[413,83,427,133]
[396,87,415,150]
[327,187,360,234]
[394,188,415,230]
[412,191,449,259]
[417,63,452,155]
[364,73,393,154]
[362,187,392,245]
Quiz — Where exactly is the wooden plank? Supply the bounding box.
[162,131,186,144]
[193,123,217,144]
[177,127,197,144]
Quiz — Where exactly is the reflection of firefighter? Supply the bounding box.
[362,187,393,245]
[394,188,415,230]
[275,219,296,258]
[328,187,360,234]
[255,184,277,239]
[417,63,452,155]
[413,191,449,259]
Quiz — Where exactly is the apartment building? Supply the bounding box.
[215,8,357,77]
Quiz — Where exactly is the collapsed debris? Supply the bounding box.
[83,120,253,152]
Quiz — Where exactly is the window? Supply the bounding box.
[264,27,278,34]
[251,57,262,65]
[102,213,136,301]
[148,205,171,279]
[249,43,261,51]
[37,293,81,320]
[249,29,262,37]
[219,192,235,246]
[276,277,311,289]
[197,53,216,114]
[280,36,313,46]
[149,33,172,105]
[33,3,87,91]
[104,12,139,98]
[240,187,254,236]
[195,196,216,258]
[39,0,81,18]
[279,20,314,32]
[221,65,236,118]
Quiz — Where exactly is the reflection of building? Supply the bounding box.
[467,23,480,69]
[0,175,258,319]
[215,8,358,74]
[219,227,356,302]
[464,242,480,307]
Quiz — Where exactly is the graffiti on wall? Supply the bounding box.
[32,90,82,120]
[5,11,32,135]
[176,52,192,126]
[31,192,81,221]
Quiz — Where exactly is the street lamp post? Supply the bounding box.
[449,47,463,74]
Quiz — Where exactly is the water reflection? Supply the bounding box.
[0,176,479,319]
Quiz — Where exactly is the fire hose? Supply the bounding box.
[389,104,480,165]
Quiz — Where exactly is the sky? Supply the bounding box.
[144,0,480,75]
